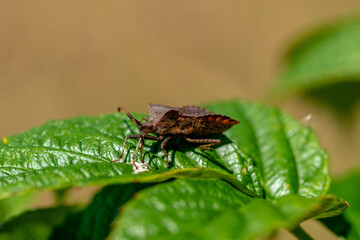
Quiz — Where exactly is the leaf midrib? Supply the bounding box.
[276,111,299,194]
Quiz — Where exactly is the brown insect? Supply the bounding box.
[111,104,240,168]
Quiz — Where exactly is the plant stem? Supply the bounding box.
[291,225,314,240]
[54,188,70,206]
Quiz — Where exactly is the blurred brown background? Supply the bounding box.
[0,1,359,238]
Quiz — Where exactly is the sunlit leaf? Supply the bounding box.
[108,179,346,240]
[0,101,329,200]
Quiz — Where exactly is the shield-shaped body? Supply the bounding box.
[145,104,239,136]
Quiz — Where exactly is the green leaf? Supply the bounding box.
[51,184,150,240]
[205,195,348,239]
[270,17,360,118]
[320,170,360,239]
[0,191,37,223]
[108,179,347,240]
[0,108,260,199]
[205,101,330,199]
[109,179,253,240]
[0,100,329,199]
[0,207,76,240]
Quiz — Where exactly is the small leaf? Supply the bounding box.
[270,17,360,119]
[108,179,347,240]
[319,170,360,239]
[0,191,37,223]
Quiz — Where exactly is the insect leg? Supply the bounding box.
[183,137,221,150]
[140,137,144,163]
[132,137,143,168]
[142,134,162,141]
[198,143,218,151]
[184,137,221,144]
[161,136,172,168]
[132,134,161,164]
[111,134,141,163]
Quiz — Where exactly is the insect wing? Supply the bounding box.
[189,114,240,135]
[178,105,213,116]
[148,103,176,123]
[158,109,180,122]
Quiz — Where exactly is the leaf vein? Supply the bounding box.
[276,111,299,193]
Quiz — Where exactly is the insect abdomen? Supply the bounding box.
[154,115,239,136]
[188,115,239,136]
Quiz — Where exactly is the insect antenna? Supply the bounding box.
[118,106,143,128]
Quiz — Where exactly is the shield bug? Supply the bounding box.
[111,104,239,168]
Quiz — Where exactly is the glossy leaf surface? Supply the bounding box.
[109,179,347,240]
[0,101,329,199]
